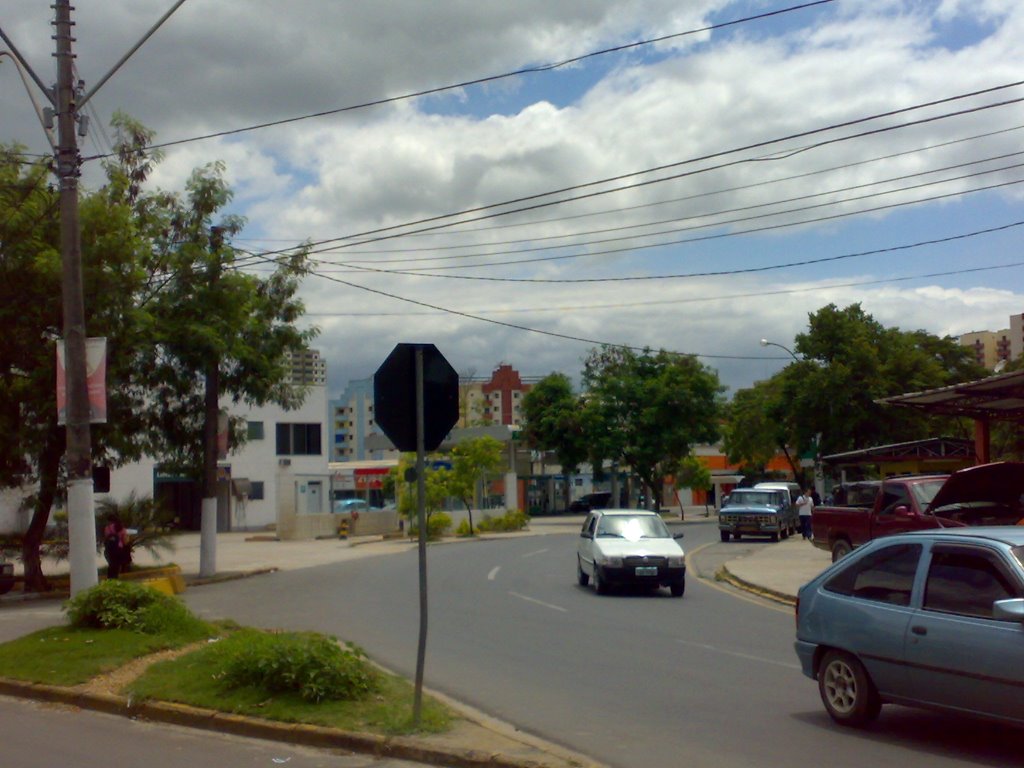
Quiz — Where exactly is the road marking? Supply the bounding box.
[675,638,801,670]
[487,566,500,581]
[509,591,567,612]
[522,548,548,559]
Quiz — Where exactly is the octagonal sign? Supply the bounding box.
[373,343,459,452]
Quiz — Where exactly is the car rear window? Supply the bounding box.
[824,543,922,606]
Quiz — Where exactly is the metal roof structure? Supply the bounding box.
[822,437,975,465]
[877,369,1024,422]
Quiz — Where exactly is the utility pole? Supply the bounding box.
[200,228,222,578]
[55,0,98,596]
[2,1,188,595]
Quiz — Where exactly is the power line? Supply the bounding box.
[314,152,1024,267]
[231,81,1024,265]
[79,0,837,162]
[318,179,1024,280]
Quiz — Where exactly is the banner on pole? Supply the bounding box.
[56,338,107,425]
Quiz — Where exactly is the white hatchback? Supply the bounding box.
[576,509,686,597]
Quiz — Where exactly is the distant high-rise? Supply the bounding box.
[286,349,327,386]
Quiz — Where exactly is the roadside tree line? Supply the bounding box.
[1,115,317,591]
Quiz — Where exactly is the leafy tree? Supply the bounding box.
[582,347,723,510]
[521,373,588,511]
[0,116,317,591]
[392,455,451,521]
[721,378,795,475]
[446,436,504,534]
[675,454,712,514]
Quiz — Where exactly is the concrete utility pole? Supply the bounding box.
[54,0,98,596]
[2,1,188,595]
[200,228,223,578]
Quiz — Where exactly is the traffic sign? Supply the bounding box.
[373,343,459,451]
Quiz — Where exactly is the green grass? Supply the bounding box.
[0,625,192,685]
[128,630,451,735]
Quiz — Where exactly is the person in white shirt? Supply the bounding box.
[797,487,815,540]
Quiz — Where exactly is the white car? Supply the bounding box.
[576,509,686,597]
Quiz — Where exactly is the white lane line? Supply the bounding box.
[522,548,549,559]
[509,591,567,613]
[675,638,801,670]
[487,566,501,581]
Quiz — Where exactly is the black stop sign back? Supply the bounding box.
[373,343,459,452]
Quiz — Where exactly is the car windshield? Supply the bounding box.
[725,491,778,507]
[596,514,670,541]
[910,478,947,510]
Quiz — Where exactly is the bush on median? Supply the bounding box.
[64,579,211,641]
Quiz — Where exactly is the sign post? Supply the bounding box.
[373,343,459,724]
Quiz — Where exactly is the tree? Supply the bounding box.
[521,373,588,512]
[676,454,712,515]
[721,378,795,476]
[582,347,723,510]
[0,116,318,591]
[446,436,504,534]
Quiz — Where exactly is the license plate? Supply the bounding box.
[635,566,658,576]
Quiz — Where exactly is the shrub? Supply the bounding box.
[455,519,473,537]
[64,579,209,639]
[476,510,530,532]
[219,630,379,703]
[408,512,451,540]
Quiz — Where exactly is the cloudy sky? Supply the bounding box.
[3,0,1023,398]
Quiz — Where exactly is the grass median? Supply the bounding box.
[0,580,450,736]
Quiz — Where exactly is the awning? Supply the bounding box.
[877,369,1024,422]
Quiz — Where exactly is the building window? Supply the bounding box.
[249,481,265,500]
[247,421,265,440]
[276,423,322,456]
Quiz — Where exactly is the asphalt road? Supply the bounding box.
[180,525,1023,768]
[0,695,423,768]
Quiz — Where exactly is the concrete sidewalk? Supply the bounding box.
[721,535,833,603]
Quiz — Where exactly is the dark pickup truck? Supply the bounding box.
[812,461,1024,562]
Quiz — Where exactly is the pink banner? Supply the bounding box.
[56,338,107,425]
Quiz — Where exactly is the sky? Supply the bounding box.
[3,0,1023,399]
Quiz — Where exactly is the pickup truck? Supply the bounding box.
[718,487,798,542]
[812,461,1024,562]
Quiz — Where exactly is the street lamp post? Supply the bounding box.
[760,338,799,361]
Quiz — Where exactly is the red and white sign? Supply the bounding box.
[56,338,107,425]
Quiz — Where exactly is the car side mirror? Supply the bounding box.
[580,531,593,540]
[893,505,913,517]
[992,597,1024,622]
[673,532,685,540]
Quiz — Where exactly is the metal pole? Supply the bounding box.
[55,0,97,596]
[413,347,428,725]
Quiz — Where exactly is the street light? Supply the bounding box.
[760,338,799,362]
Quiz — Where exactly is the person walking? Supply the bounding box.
[796,487,815,541]
[102,513,130,579]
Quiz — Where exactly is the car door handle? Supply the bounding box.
[911,625,927,636]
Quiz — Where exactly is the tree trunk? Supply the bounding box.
[21,426,64,593]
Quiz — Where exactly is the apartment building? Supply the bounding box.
[459,364,535,428]
[960,329,1012,369]
[328,378,399,462]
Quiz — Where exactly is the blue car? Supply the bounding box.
[795,527,1024,727]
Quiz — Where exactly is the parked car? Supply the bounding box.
[332,498,371,515]
[719,488,797,542]
[794,527,1024,727]
[576,509,686,597]
[812,462,1024,562]
[568,491,612,514]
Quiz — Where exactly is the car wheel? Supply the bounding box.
[831,539,852,563]
[817,650,881,726]
[780,527,789,540]
[670,576,685,598]
[720,530,730,542]
[594,566,609,595]
[576,557,589,587]
[770,532,779,542]
[733,532,742,541]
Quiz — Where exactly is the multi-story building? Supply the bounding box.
[328,378,399,462]
[960,329,1013,369]
[458,364,535,428]
[1012,313,1024,362]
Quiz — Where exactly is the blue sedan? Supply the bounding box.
[795,527,1024,727]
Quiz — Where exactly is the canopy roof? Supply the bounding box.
[877,369,1024,423]
[822,437,975,466]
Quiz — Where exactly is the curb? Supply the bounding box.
[717,564,796,607]
[0,677,572,768]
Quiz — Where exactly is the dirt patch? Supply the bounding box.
[71,641,207,697]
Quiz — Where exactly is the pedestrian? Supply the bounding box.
[796,487,815,541]
[102,513,130,579]
[811,488,821,507]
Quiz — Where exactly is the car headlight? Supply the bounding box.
[667,555,685,568]
[595,553,622,568]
